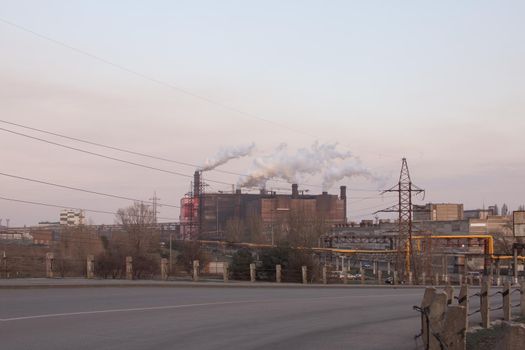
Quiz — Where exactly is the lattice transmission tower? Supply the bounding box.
[378,158,424,278]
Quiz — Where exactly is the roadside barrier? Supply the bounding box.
[414,281,525,350]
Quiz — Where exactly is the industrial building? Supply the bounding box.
[59,209,85,226]
[180,171,347,240]
[413,203,464,222]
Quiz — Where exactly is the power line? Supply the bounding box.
[0,119,226,174]
[0,17,315,139]
[0,16,399,162]
[0,171,180,208]
[0,121,381,192]
[0,195,179,220]
[0,126,232,186]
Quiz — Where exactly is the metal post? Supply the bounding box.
[276,264,282,283]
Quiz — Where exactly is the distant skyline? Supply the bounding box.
[1,1,524,226]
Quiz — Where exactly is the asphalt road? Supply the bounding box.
[0,286,431,350]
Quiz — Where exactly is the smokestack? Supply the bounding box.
[194,171,200,197]
[340,186,347,224]
[292,184,299,198]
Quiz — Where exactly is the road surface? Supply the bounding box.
[0,285,429,350]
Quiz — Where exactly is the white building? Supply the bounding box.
[60,209,85,226]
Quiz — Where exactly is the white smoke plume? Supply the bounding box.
[201,143,255,171]
[238,142,371,189]
[321,161,373,191]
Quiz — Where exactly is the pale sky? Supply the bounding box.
[1,1,524,226]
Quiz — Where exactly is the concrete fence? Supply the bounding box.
[415,281,525,350]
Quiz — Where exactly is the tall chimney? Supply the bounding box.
[340,186,347,200]
[340,185,347,224]
[193,171,200,197]
[292,184,299,198]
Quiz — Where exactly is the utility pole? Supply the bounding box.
[377,158,424,280]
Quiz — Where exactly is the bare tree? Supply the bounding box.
[114,202,160,278]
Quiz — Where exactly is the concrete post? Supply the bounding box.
[223,262,229,283]
[322,266,327,285]
[480,279,490,328]
[521,281,525,317]
[343,267,348,284]
[360,268,365,285]
[373,260,377,275]
[408,271,413,285]
[393,271,398,285]
[45,252,54,278]
[387,261,391,275]
[160,258,168,281]
[443,305,467,350]
[420,287,436,350]
[513,248,519,285]
[445,285,454,305]
[428,292,448,350]
[302,266,307,284]
[421,272,426,285]
[125,256,133,280]
[86,254,95,279]
[458,284,469,330]
[377,270,382,285]
[276,264,282,283]
[250,263,256,283]
[192,260,199,282]
[503,281,511,321]
[2,251,7,279]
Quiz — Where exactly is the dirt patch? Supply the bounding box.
[467,319,525,350]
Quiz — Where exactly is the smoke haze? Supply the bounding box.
[237,142,373,189]
[201,143,255,171]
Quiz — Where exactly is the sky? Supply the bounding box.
[1,1,525,226]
